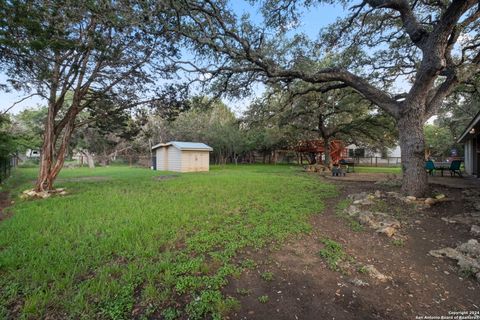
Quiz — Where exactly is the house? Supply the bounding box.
[345,143,401,166]
[25,149,40,158]
[151,141,213,172]
[457,110,480,177]
[345,144,401,158]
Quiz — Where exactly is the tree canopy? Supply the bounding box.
[167,0,480,196]
[0,0,180,190]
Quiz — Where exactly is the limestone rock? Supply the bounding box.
[441,214,480,226]
[349,278,369,287]
[20,188,66,200]
[378,219,401,229]
[429,247,459,259]
[429,239,480,282]
[346,205,360,216]
[38,191,51,199]
[358,211,377,228]
[473,202,480,212]
[457,239,480,257]
[471,225,480,237]
[364,265,391,282]
[425,198,436,205]
[348,192,368,201]
[376,226,396,237]
[353,198,375,206]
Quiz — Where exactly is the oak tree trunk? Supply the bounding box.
[324,137,331,167]
[85,151,95,168]
[398,108,428,197]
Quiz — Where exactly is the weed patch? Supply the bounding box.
[260,271,274,282]
[319,238,351,272]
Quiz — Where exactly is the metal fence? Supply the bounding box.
[0,156,15,183]
[352,157,402,167]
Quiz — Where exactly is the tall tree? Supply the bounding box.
[0,115,16,158]
[272,86,397,165]
[435,77,480,141]
[0,0,177,191]
[70,105,141,167]
[11,106,47,152]
[171,0,480,196]
[424,124,457,159]
[169,99,246,163]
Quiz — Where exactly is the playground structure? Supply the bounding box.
[294,140,348,165]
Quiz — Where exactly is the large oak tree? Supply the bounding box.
[268,85,397,165]
[171,0,480,196]
[0,0,178,191]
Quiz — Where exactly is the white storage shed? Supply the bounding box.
[151,141,213,172]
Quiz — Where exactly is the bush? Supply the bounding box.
[18,159,39,168]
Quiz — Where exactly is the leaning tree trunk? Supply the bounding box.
[35,115,76,192]
[36,103,56,191]
[398,108,428,197]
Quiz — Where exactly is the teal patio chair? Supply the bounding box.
[425,160,435,175]
[449,160,462,177]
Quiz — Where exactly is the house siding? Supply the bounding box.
[167,146,182,172]
[465,139,473,175]
[156,148,167,170]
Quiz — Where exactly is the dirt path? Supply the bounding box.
[224,180,480,320]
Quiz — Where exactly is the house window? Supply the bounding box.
[348,148,365,157]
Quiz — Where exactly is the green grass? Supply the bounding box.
[391,239,405,247]
[357,265,368,274]
[354,166,401,174]
[0,165,336,319]
[260,271,274,282]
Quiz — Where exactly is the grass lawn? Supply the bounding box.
[0,165,336,319]
[354,166,401,174]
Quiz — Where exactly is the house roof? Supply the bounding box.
[151,141,213,151]
[457,110,480,143]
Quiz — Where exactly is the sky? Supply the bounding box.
[0,2,373,116]
[0,1,349,115]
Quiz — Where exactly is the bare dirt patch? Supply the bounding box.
[224,179,480,319]
[154,175,179,181]
[324,172,400,182]
[57,176,111,182]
